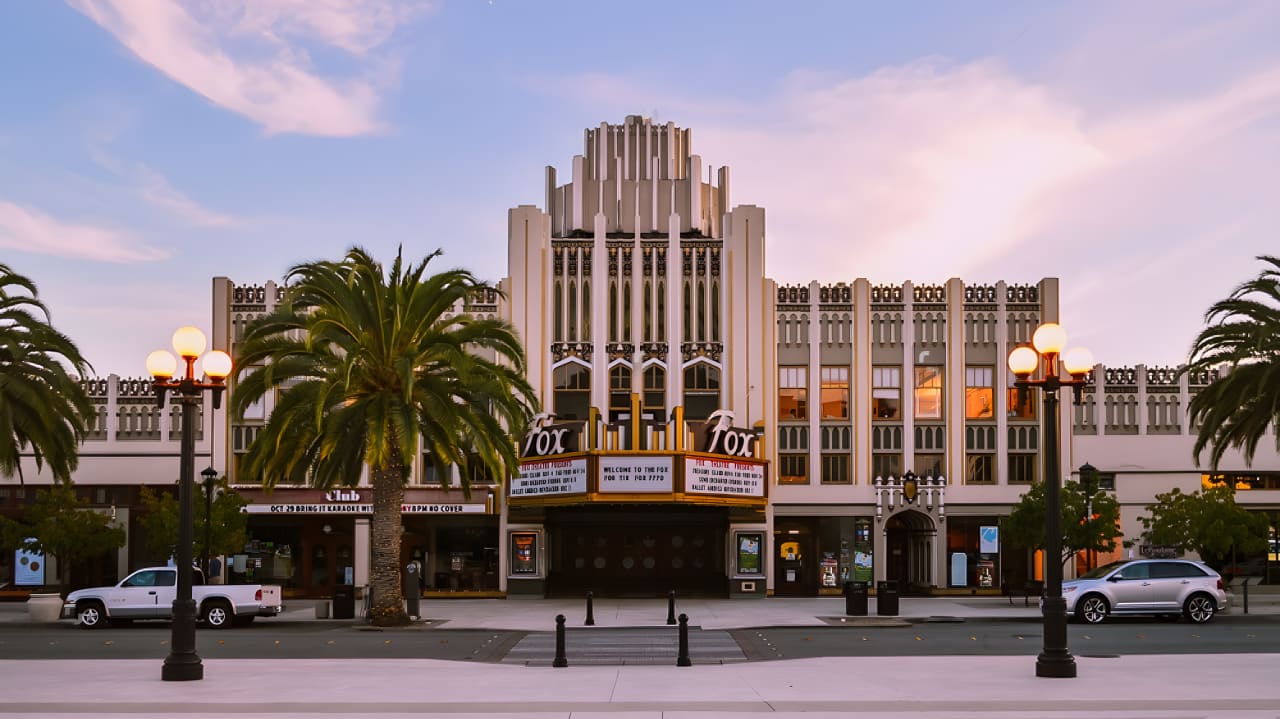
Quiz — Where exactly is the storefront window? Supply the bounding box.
[818,517,873,588]
[946,516,1001,589]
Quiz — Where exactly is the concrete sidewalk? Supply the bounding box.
[2,654,1279,718]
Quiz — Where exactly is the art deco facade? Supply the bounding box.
[4,116,1277,598]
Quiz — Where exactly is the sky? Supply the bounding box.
[1,1,1277,378]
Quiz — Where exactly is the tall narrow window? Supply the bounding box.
[697,280,706,341]
[682,282,692,341]
[657,282,666,341]
[915,367,943,419]
[567,280,578,341]
[872,366,901,420]
[778,367,808,420]
[711,281,720,341]
[965,366,993,419]
[643,281,652,342]
[553,281,564,342]
[609,282,618,342]
[581,281,591,341]
[820,366,849,420]
[623,281,632,341]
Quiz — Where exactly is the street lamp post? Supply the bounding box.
[147,326,232,683]
[201,466,218,578]
[1008,322,1093,679]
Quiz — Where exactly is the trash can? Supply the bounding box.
[844,581,868,616]
[876,580,899,616]
[332,584,355,620]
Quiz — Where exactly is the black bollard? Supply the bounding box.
[585,591,595,626]
[553,614,568,667]
[676,613,692,667]
[1243,577,1250,615]
[666,590,677,625]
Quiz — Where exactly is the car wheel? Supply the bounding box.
[77,601,107,630]
[203,600,234,629]
[1076,594,1109,624]
[1184,593,1216,624]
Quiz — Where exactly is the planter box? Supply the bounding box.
[27,593,63,623]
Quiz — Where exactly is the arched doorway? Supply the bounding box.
[884,510,936,595]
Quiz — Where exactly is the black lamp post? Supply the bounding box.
[1008,322,1092,679]
[201,466,218,577]
[147,327,232,683]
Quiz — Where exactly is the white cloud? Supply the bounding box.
[537,29,1280,367]
[0,201,168,263]
[69,0,425,136]
[135,164,237,228]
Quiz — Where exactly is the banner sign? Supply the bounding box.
[598,455,674,493]
[684,457,766,497]
[242,503,487,514]
[510,457,589,497]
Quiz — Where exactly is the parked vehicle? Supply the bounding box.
[1062,559,1228,624]
[62,567,283,629]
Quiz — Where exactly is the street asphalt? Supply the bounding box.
[1,586,1276,717]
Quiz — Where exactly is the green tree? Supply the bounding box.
[135,477,248,566]
[0,484,126,591]
[1002,474,1122,568]
[1181,255,1280,470]
[1134,484,1269,571]
[232,247,538,626]
[0,263,92,483]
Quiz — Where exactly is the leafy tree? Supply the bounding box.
[0,263,92,483]
[0,484,126,591]
[232,247,538,626]
[1134,484,1268,571]
[1181,255,1280,469]
[1002,474,1122,568]
[135,477,248,567]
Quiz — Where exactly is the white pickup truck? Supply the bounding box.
[62,567,283,629]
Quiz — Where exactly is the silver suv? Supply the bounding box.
[1062,559,1228,624]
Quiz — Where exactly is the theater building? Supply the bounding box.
[6,115,1277,598]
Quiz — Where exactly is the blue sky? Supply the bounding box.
[2,1,1278,377]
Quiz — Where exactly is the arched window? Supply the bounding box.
[644,365,666,415]
[553,364,591,420]
[609,365,632,420]
[582,281,591,341]
[682,363,721,420]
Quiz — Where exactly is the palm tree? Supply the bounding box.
[232,247,538,626]
[0,263,92,483]
[1182,255,1280,469]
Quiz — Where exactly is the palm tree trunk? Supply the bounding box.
[368,465,408,626]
